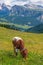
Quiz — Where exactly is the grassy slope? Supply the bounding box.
[0,27,43,65]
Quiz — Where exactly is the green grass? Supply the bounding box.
[0,27,43,65]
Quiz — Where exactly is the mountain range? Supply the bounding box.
[0,3,43,32]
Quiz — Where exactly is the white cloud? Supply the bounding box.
[31,0,43,2]
[31,0,39,2]
[0,0,4,4]
[0,0,43,6]
[4,0,12,5]
[11,1,28,6]
[3,0,29,6]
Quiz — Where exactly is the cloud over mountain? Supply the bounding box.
[0,0,43,6]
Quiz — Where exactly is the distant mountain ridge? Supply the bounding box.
[0,3,43,26]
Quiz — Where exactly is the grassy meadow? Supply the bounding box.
[0,27,43,65]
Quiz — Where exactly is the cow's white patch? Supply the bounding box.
[12,37,22,42]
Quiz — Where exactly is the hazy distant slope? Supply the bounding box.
[27,24,43,33]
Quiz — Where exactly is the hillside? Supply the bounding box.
[27,24,43,33]
[0,27,43,65]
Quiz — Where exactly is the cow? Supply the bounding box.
[12,37,28,59]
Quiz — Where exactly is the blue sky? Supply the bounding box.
[0,0,43,6]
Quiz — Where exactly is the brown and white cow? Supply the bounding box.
[12,37,28,59]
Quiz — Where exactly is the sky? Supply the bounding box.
[0,0,43,6]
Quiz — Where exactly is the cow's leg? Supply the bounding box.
[13,47,18,56]
[13,45,18,56]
